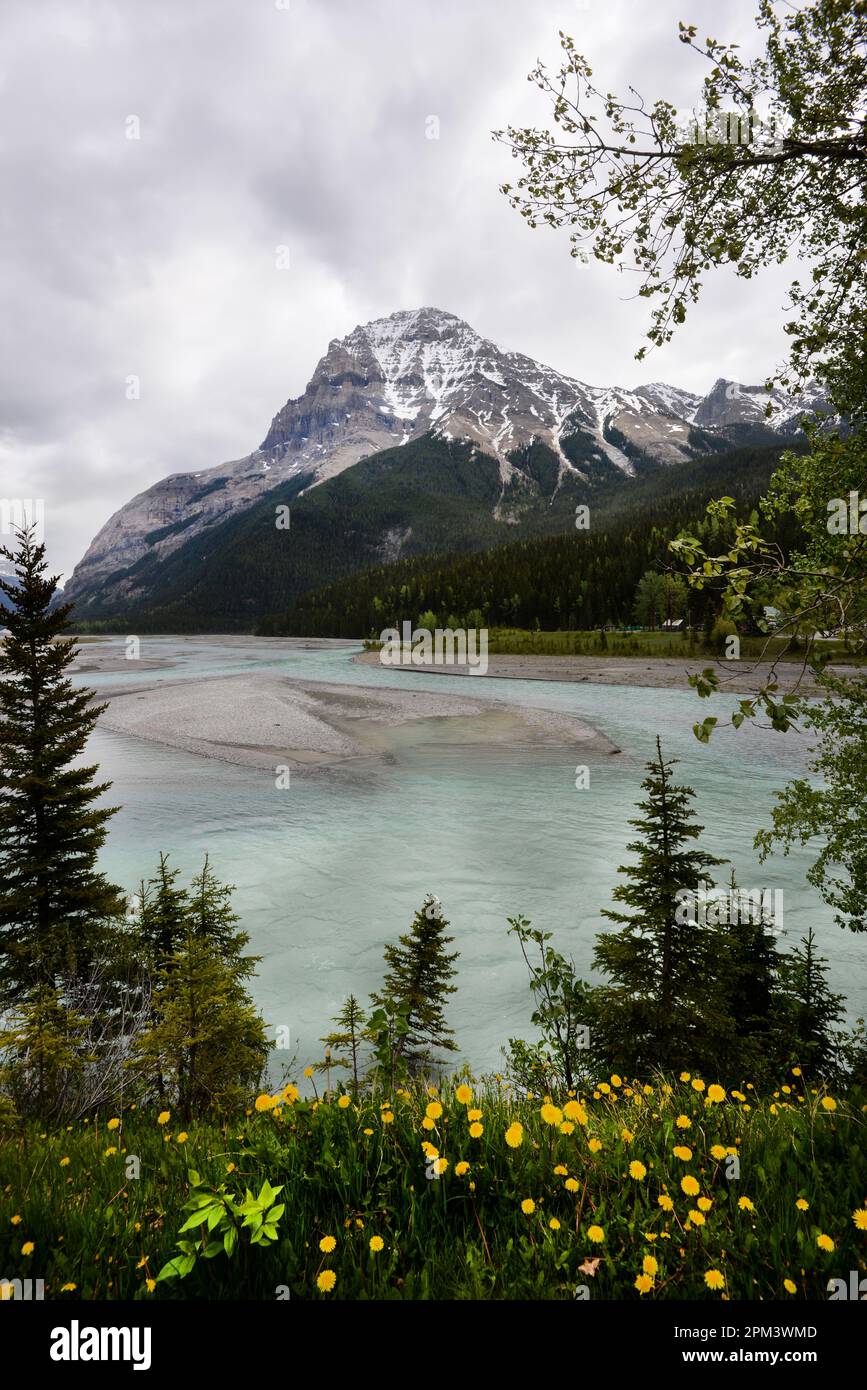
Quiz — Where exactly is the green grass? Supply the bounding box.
[364,628,863,662]
[1,1072,865,1301]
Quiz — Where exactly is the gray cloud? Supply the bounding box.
[1,0,795,578]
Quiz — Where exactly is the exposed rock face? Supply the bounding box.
[65,307,829,604]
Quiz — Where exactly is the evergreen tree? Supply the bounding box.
[777,928,845,1080]
[710,871,784,1081]
[186,855,256,975]
[135,854,189,969]
[0,526,124,1001]
[371,894,459,1073]
[313,995,366,1093]
[592,738,726,1075]
[133,931,270,1119]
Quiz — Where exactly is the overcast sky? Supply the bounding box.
[1,0,795,578]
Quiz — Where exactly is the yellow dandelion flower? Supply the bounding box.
[107,1118,121,1131]
[433,1157,448,1176]
[738,1196,755,1212]
[629,1160,647,1181]
[422,1116,435,1131]
[611,1073,622,1087]
[784,1278,797,1294]
[634,1273,653,1294]
[469,1121,483,1139]
[337,1095,351,1110]
[707,1084,726,1104]
[658,1194,674,1212]
[586,1224,604,1243]
[796,1198,809,1211]
[704,1269,725,1290]
[673,1145,692,1161]
[381,1111,394,1124]
[549,1217,561,1231]
[792,1066,802,1077]
[643,1254,658,1276]
[226,1163,236,1174]
[679,1071,691,1082]
[565,1178,580,1193]
[467,1108,482,1122]
[697,1197,713,1212]
[369,1235,384,1253]
[710,1144,727,1160]
[820,1096,837,1112]
[426,1101,443,1121]
[852,1208,867,1231]
[363,1127,373,1136]
[521,1198,535,1215]
[681,1175,700,1197]
[675,1114,691,1129]
[319,1235,337,1254]
[540,1103,563,1126]
[554,1164,568,1176]
[455,1085,472,1105]
[21,1241,34,1256]
[104,1147,117,1157]
[560,1121,575,1135]
[303,1066,313,1079]
[254,1094,276,1112]
[157,1110,170,1125]
[691,1078,705,1093]
[563,1100,587,1124]
[10,1215,22,1225]
[598,1083,611,1095]
[455,1161,470,1177]
[588,1138,603,1153]
[59,1156,70,1167]
[176,1132,188,1144]
[621,1128,635,1143]
[145,1278,156,1293]
[688,1209,706,1226]
[317,1270,336,1293]
[505,1122,523,1149]
[60,1283,77,1292]
[817,1233,834,1252]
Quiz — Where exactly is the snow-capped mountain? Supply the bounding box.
[65,307,828,603]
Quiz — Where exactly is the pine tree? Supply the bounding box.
[0,526,125,1001]
[185,856,256,976]
[135,854,189,969]
[133,931,270,1119]
[711,870,783,1079]
[777,929,845,1080]
[313,995,366,1093]
[592,737,726,1075]
[371,894,459,1073]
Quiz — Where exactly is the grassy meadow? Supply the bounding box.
[2,1071,865,1301]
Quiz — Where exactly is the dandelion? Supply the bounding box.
[697,1197,713,1212]
[467,1108,482,1122]
[363,1127,373,1136]
[707,1084,726,1104]
[338,1095,351,1110]
[704,1269,725,1291]
[820,1096,837,1112]
[672,1146,692,1161]
[521,1198,535,1215]
[643,1254,658,1276]
[691,1079,705,1093]
[107,1118,121,1131]
[455,1085,472,1105]
[796,1198,809,1211]
[381,1111,394,1124]
[303,1066,314,1079]
[10,1215,22,1225]
[59,1157,70,1167]
[710,1145,727,1161]
[560,1121,575,1135]
[629,1160,647,1181]
[817,1233,834,1252]
[226,1163,236,1174]
[176,1132,188,1144]
[634,1273,653,1294]
[455,1161,470,1177]
[784,1278,797,1294]
[540,1103,563,1126]
[369,1236,384,1253]
[549,1218,561,1231]
[104,1147,117,1157]
[145,1279,156,1293]
[658,1194,674,1212]
[586,1225,604,1243]
[505,1122,523,1149]
[611,1074,622,1087]
[565,1178,580,1193]
[588,1138,602,1154]
[60,1283,76,1292]
[852,1209,867,1231]
[433,1157,448,1176]
[564,1100,587,1124]
[679,1072,691,1083]
[738,1196,755,1212]
[688,1210,706,1227]
[254,1094,276,1113]
[426,1101,443,1121]
[422,1116,435,1131]
[621,1128,634,1143]
[317,1270,336,1293]
[469,1122,483,1139]
[157,1110,170,1125]
[675,1115,691,1130]
[598,1083,610,1095]
[553,1164,568,1176]
[21,1242,34,1256]
[681,1175,700,1197]
[319,1235,337,1254]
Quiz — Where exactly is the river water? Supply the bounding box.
[77,636,865,1075]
